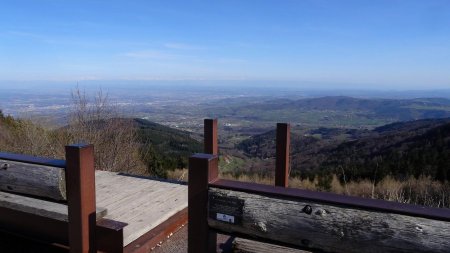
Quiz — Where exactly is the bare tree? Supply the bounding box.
[68,87,145,173]
[0,111,56,157]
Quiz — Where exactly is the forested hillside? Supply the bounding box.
[135,118,202,177]
[0,110,201,177]
[237,118,450,183]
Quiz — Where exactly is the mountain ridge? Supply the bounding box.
[236,117,450,182]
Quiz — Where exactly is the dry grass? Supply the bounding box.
[167,168,189,182]
[170,165,450,208]
[221,172,450,208]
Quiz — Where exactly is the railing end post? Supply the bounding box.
[188,153,218,253]
[275,123,290,188]
[65,143,96,253]
[204,119,218,155]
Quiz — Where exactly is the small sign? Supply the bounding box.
[216,213,235,223]
[209,193,244,225]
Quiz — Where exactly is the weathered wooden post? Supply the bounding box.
[188,153,219,253]
[204,118,218,155]
[203,118,219,251]
[275,123,290,187]
[65,144,96,253]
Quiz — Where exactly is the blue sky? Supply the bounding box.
[0,0,449,89]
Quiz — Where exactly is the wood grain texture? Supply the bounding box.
[0,159,66,201]
[208,188,450,253]
[0,169,189,248]
[233,238,311,253]
[0,191,106,221]
[95,171,188,246]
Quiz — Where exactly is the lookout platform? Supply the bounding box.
[95,171,188,249]
[0,158,188,253]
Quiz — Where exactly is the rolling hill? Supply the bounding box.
[134,118,202,177]
[206,96,450,128]
[236,117,450,182]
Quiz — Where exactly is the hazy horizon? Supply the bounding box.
[1,1,450,89]
[1,80,450,91]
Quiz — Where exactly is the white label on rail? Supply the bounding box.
[216,213,235,224]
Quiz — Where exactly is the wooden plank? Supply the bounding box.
[123,208,188,253]
[100,182,169,215]
[113,185,181,220]
[120,188,187,245]
[0,192,107,221]
[97,185,166,213]
[208,187,450,253]
[96,173,163,208]
[233,238,311,253]
[0,159,66,201]
[94,171,189,246]
[97,176,139,201]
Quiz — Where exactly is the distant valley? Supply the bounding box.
[2,86,450,184]
[2,90,450,207]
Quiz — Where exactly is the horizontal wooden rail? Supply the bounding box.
[208,180,450,253]
[188,152,450,253]
[0,145,111,252]
[190,119,450,253]
[0,159,67,201]
[0,206,126,252]
[0,152,66,168]
[210,179,450,222]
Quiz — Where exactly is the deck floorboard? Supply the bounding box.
[95,171,188,246]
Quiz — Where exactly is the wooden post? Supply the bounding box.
[275,123,290,187]
[65,144,96,253]
[204,119,218,155]
[188,154,218,253]
[96,219,127,253]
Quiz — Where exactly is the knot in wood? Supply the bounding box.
[255,221,267,233]
[1,163,9,170]
[302,205,312,215]
[315,209,326,216]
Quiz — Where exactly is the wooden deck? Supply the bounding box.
[0,170,188,252]
[95,171,188,247]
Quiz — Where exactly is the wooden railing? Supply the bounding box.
[0,144,126,253]
[188,119,450,253]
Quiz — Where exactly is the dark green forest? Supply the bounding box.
[238,118,450,185]
[135,119,202,177]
